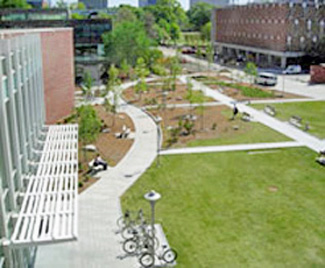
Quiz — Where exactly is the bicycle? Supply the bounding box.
[122,222,159,255]
[139,245,177,268]
[118,209,147,239]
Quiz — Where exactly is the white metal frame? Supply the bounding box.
[10,124,78,248]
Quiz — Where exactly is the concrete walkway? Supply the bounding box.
[180,76,325,153]
[35,88,158,267]
[161,141,302,155]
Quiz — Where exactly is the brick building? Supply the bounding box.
[212,2,325,68]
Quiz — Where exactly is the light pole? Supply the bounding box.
[155,116,162,167]
[144,190,161,264]
[282,71,285,97]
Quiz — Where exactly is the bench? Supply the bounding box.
[241,112,251,122]
[316,157,325,166]
[289,115,302,128]
[88,159,105,174]
[264,105,276,117]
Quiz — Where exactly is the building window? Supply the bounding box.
[312,36,318,43]
[300,36,305,43]
[295,19,299,26]
[287,36,292,45]
[307,20,312,31]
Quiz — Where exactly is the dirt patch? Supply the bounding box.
[122,80,214,107]
[147,105,255,148]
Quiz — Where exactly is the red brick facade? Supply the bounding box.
[310,65,325,84]
[40,29,75,124]
[214,3,324,53]
[215,4,290,52]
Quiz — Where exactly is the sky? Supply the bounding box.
[51,0,190,10]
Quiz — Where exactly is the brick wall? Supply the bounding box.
[215,4,289,52]
[310,65,325,84]
[40,29,75,124]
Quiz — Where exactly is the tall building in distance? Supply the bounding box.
[79,0,108,9]
[139,0,157,7]
[0,28,78,268]
[190,0,230,8]
[27,0,46,8]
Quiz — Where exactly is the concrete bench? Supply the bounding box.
[289,115,302,128]
[264,105,276,117]
[241,112,251,122]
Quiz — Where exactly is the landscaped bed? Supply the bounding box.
[251,101,325,139]
[193,75,304,100]
[122,80,213,107]
[147,105,290,148]
[121,147,325,267]
[61,105,135,193]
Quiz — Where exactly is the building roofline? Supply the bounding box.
[0,28,73,35]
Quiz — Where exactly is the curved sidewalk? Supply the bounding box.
[35,99,157,267]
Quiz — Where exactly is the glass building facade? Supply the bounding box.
[0,33,45,267]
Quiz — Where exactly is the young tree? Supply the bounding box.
[185,78,194,116]
[82,71,93,102]
[135,57,150,100]
[78,105,102,161]
[244,62,258,84]
[193,91,205,130]
[170,56,182,91]
[120,59,131,80]
[0,0,30,8]
[201,22,211,42]
[106,65,121,125]
[206,42,214,72]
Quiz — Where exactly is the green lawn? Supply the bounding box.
[121,148,325,267]
[187,122,291,147]
[187,109,291,147]
[251,101,325,139]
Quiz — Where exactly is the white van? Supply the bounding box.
[255,72,277,86]
[284,65,302,74]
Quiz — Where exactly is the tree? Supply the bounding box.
[185,78,194,116]
[187,2,214,31]
[193,91,205,130]
[135,57,149,100]
[120,59,131,80]
[114,6,137,25]
[201,22,211,42]
[106,65,121,125]
[170,56,181,91]
[70,2,86,10]
[244,62,258,84]
[78,105,102,160]
[82,71,93,101]
[0,0,30,8]
[56,0,67,8]
[206,42,214,71]
[103,21,152,67]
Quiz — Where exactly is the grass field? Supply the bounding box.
[121,148,324,267]
[252,101,325,139]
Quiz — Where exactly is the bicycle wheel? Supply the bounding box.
[162,248,177,263]
[139,252,154,268]
[116,216,125,229]
[121,226,137,240]
[122,238,138,254]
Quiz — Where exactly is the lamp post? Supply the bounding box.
[144,190,161,264]
[282,71,285,97]
[155,116,162,167]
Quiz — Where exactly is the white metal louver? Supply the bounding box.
[10,124,78,248]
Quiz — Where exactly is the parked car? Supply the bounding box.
[255,72,277,86]
[283,65,302,74]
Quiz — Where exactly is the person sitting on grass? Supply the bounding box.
[93,154,108,170]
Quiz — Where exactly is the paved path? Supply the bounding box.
[35,85,158,268]
[180,76,325,152]
[161,141,302,155]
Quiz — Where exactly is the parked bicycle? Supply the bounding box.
[139,245,177,268]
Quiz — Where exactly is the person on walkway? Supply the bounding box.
[94,154,108,170]
[232,104,239,120]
